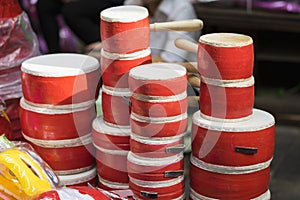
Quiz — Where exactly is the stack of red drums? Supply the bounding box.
[20,53,100,186]
[93,5,152,190]
[190,33,275,200]
[128,63,188,200]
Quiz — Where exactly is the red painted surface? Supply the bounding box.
[130,136,184,158]
[95,148,129,184]
[101,89,131,126]
[130,115,188,138]
[129,178,185,200]
[101,52,151,88]
[131,95,188,118]
[192,124,275,166]
[101,19,150,54]
[129,75,187,96]
[198,43,253,80]
[200,81,254,119]
[190,163,270,200]
[20,103,96,140]
[30,142,95,173]
[21,70,100,105]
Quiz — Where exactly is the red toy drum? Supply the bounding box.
[199,76,254,120]
[130,133,185,158]
[190,188,271,200]
[98,177,129,191]
[129,176,185,200]
[127,152,184,181]
[23,134,95,175]
[100,5,150,54]
[20,98,96,140]
[58,167,97,187]
[198,33,254,80]
[190,155,271,200]
[192,109,275,166]
[130,92,188,118]
[92,116,130,151]
[101,48,152,88]
[21,53,100,105]
[101,86,131,126]
[130,113,188,138]
[95,144,129,184]
[129,63,187,96]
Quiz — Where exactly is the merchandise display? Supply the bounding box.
[0,2,279,200]
[188,32,275,200]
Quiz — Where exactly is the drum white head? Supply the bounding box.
[100,5,149,23]
[21,53,99,77]
[129,63,186,81]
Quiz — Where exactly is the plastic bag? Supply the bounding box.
[0,0,40,100]
[0,135,59,199]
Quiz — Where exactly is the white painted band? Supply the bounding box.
[190,155,272,174]
[132,92,187,102]
[131,112,188,123]
[201,76,254,88]
[129,175,184,188]
[22,133,92,148]
[127,151,183,166]
[101,48,151,60]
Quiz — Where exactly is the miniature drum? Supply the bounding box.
[130,113,188,138]
[190,155,271,200]
[129,63,187,96]
[129,176,185,200]
[198,33,254,80]
[21,53,100,105]
[192,109,275,166]
[127,152,184,181]
[101,48,152,88]
[100,5,150,54]
[199,76,255,120]
[92,116,130,151]
[131,92,188,118]
[190,188,271,200]
[130,133,185,158]
[101,86,131,127]
[94,144,129,184]
[58,167,97,187]
[23,134,95,175]
[20,98,96,140]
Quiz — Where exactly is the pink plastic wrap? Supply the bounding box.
[0,3,40,100]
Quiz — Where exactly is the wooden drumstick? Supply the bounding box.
[175,38,198,53]
[150,19,203,32]
[188,73,201,88]
[174,62,198,74]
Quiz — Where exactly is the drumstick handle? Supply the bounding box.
[175,38,198,54]
[150,19,203,32]
[174,62,198,74]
